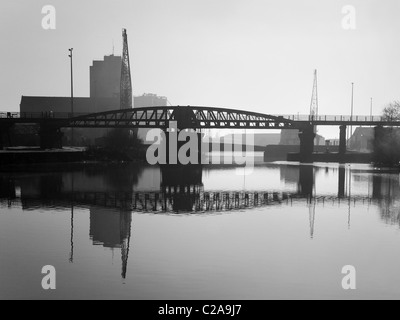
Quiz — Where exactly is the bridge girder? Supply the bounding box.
[5,107,400,129]
[66,106,295,130]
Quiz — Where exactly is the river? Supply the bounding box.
[1,162,400,299]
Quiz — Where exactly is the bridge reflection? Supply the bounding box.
[1,164,400,278]
[0,164,398,212]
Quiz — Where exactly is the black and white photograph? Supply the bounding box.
[1,0,400,304]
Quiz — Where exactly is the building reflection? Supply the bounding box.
[10,164,141,279]
[89,207,132,279]
[279,165,299,184]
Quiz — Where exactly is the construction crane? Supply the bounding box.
[309,69,319,119]
[120,29,133,110]
[120,211,132,280]
[309,69,319,139]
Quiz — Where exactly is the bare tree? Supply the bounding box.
[382,101,400,121]
[374,101,400,166]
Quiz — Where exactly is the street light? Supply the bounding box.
[68,48,74,145]
[348,83,354,148]
[351,83,354,121]
[370,97,373,119]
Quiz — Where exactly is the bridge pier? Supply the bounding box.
[338,166,346,198]
[0,129,6,150]
[164,106,203,165]
[339,125,347,163]
[164,129,202,165]
[39,125,63,150]
[298,126,315,163]
[164,129,203,165]
[0,124,13,150]
[298,165,314,196]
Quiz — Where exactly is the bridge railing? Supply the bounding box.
[280,115,386,122]
[0,111,397,123]
[0,112,90,119]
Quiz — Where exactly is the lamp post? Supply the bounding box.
[349,83,354,148]
[68,48,74,146]
[370,97,373,119]
[351,83,354,120]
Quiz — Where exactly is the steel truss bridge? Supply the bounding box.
[3,105,400,160]
[2,106,400,130]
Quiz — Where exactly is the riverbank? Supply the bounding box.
[0,147,146,172]
[286,151,373,163]
[0,147,85,165]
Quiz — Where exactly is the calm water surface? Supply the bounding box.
[1,162,400,300]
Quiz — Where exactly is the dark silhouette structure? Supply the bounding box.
[120,29,133,110]
[90,208,132,279]
[298,165,314,196]
[160,165,203,211]
[338,166,346,198]
[91,55,121,100]
[1,106,399,162]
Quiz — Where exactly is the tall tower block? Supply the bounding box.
[120,29,133,109]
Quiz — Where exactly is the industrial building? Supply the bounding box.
[19,54,167,145]
[90,55,121,100]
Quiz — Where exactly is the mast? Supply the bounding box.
[120,29,133,109]
[309,70,319,118]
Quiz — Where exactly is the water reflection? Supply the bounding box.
[2,164,400,214]
[2,163,400,281]
[0,167,357,208]
[0,175,16,203]
[338,166,346,198]
[160,165,203,212]
[298,165,314,197]
[89,208,132,279]
[372,173,400,225]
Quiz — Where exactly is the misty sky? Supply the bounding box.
[0,0,399,138]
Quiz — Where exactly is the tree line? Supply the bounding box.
[373,101,400,166]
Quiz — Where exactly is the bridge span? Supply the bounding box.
[1,107,398,128]
[1,106,400,162]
